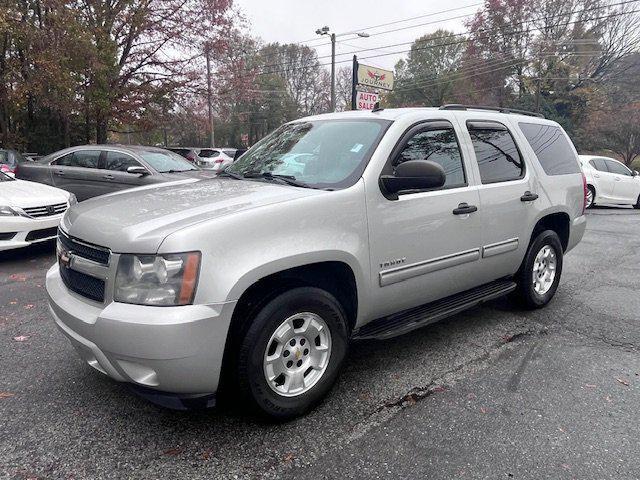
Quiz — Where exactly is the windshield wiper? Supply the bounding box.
[217,170,244,180]
[161,169,195,173]
[244,171,314,189]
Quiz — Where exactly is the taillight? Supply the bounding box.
[214,159,224,164]
[581,172,587,214]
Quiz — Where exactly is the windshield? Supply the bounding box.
[226,119,390,189]
[0,171,14,181]
[139,150,199,173]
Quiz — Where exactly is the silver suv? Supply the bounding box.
[47,105,587,418]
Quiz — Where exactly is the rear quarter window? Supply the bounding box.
[518,122,580,175]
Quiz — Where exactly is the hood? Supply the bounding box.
[0,179,70,208]
[61,178,322,253]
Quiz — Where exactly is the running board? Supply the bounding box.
[353,279,517,341]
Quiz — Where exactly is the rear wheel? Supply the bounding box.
[515,230,563,309]
[586,185,595,208]
[236,287,348,420]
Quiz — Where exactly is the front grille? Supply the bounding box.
[59,265,105,302]
[0,232,16,241]
[25,227,58,242]
[58,230,110,265]
[23,202,68,218]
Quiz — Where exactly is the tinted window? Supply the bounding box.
[468,124,524,183]
[605,159,632,176]
[222,149,236,156]
[57,150,100,168]
[199,149,220,158]
[103,151,141,171]
[518,123,580,175]
[395,128,465,188]
[590,158,608,172]
[52,153,74,166]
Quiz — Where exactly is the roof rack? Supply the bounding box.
[439,104,545,118]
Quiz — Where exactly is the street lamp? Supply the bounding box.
[316,26,336,112]
[316,27,370,112]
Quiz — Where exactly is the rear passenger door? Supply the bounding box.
[99,150,150,193]
[590,158,615,199]
[50,150,105,201]
[604,159,638,203]
[462,120,537,281]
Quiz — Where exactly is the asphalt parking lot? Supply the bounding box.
[1,207,639,480]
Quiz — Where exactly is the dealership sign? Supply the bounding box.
[357,64,394,91]
[356,91,380,110]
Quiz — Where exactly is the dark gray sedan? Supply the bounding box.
[16,145,217,201]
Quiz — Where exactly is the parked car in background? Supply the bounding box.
[579,155,640,208]
[16,145,216,201]
[0,148,29,176]
[47,106,586,419]
[167,147,237,171]
[0,170,75,251]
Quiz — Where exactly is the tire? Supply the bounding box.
[634,194,640,209]
[586,185,595,208]
[515,230,563,309]
[236,287,349,420]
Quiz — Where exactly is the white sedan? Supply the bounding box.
[0,171,75,251]
[579,155,640,209]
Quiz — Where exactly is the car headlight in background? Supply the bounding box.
[115,252,201,306]
[0,205,19,216]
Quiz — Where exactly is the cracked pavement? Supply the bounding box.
[1,206,639,479]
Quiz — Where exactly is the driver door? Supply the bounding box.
[366,120,484,318]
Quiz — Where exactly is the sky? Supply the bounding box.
[234,0,480,71]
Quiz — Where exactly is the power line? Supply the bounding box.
[249,1,638,76]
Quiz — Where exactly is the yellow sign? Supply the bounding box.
[357,64,394,91]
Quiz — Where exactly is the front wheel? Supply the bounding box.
[586,185,595,208]
[515,230,564,309]
[236,287,349,420]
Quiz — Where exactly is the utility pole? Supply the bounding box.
[351,55,358,110]
[330,32,336,112]
[205,45,215,147]
[316,28,368,112]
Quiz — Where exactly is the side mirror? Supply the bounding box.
[633,170,639,177]
[127,166,149,176]
[380,160,446,198]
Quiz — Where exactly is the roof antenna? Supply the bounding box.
[372,101,383,112]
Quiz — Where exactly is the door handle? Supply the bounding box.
[520,191,539,202]
[615,177,621,181]
[594,174,600,178]
[103,174,114,180]
[453,202,478,215]
[54,170,64,176]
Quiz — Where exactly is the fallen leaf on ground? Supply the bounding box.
[9,274,26,282]
[616,378,630,386]
[0,392,15,399]
[13,335,30,342]
[163,448,182,456]
[479,406,489,414]
[24,304,34,309]
[585,384,597,388]
[283,453,295,463]
[9,301,17,305]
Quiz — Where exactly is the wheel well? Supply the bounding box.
[229,261,358,336]
[531,213,570,252]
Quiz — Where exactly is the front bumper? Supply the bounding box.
[0,214,62,251]
[46,264,236,394]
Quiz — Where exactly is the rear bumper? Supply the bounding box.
[46,264,236,394]
[566,214,587,253]
[0,215,61,251]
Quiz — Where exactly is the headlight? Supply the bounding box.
[114,252,201,306]
[68,193,77,206]
[0,205,19,216]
